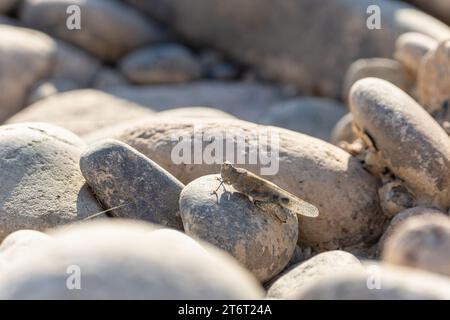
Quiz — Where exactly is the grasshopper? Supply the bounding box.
[214,162,319,222]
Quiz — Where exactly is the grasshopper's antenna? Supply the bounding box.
[82,203,129,221]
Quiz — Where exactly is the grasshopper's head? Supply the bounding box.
[220,161,239,184]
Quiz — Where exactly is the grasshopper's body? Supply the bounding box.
[217,162,319,221]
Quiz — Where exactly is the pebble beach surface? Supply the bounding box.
[1,0,450,300]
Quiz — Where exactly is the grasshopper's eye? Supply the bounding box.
[223,161,232,167]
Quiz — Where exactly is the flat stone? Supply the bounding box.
[80,139,184,230]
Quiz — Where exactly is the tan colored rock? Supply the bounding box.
[417,40,450,114]
[394,32,437,76]
[350,78,450,209]
[0,123,104,241]
[267,250,362,298]
[296,262,450,299]
[6,90,155,136]
[0,220,264,299]
[90,117,386,251]
[0,25,55,123]
[382,214,450,277]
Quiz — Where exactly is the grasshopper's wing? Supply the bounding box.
[243,170,319,217]
[279,196,319,218]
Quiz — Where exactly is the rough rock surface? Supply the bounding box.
[6,90,155,136]
[0,25,55,123]
[80,139,184,230]
[0,123,104,241]
[0,220,264,299]
[179,174,298,282]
